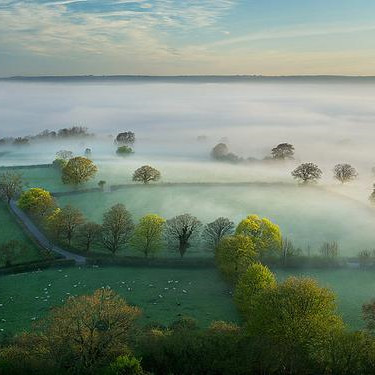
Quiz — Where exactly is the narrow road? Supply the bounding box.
[9,199,86,265]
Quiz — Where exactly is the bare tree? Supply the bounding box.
[320,241,339,258]
[271,143,295,160]
[165,214,202,257]
[0,170,23,203]
[281,237,302,265]
[333,163,358,183]
[202,217,234,249]
[358,250,373,268]
[47,205,85,246]
[102,204,134,254]
[291,163,322,184]
[77,222,102,252]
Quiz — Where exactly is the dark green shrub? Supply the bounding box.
[116,146,133,156]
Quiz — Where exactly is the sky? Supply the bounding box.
[0,0,375,76]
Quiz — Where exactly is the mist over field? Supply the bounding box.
[1,80,375,165]
[2,80,375,187]
[2,79,375,256]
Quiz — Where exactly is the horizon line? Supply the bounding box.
[2,74,375,78]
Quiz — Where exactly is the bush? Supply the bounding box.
[116,146,134,156]
[106,355,144,375]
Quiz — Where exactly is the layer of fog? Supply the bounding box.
[1,81,375,200]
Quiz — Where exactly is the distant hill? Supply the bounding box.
[1,75,375,83]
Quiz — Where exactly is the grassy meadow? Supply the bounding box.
[0,266,374,334]
[0,265,237,334]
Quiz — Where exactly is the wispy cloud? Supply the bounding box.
[209,24,375,47]
[0,0,236,61]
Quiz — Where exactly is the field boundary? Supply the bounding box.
[87,256,216,269]
[0,163,52,170]
[52,181,294,197]
[0,258,75,275]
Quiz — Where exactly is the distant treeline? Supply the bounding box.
[0,126,94,146]
[2,75,375,84]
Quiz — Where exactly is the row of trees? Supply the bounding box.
[53,150,162,186]
[0,126,93,147]
[211,142,296,163]
[291,162,358,183]
[210,143,359,184]
[13,184,280,259]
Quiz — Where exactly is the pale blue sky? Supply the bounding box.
[0,0,374,76]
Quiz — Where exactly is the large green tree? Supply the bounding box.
[41,289,140,373]
[62,156,98,186]
[271,143,295,160]
[132,165,161,184]
[18,188,56,217]
[131,214,165,257]
[247,277,344,374]
[234,263,276,317]
[235,214,282,257]
[102,204,134,254]
[291,162,322,184]
[215,234,256,281]
[46,205,85,246]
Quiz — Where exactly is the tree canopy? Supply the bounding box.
[116,132,135,145]
[18,188,56,217]
[271,143,295,160]
[116,145,133,156]
[291,162,322,183]
[333,163,358,183]
[131,214,165,257]
[62,156,98,186]
[46,205,84,245]
[234,262,276,317]
[102,204,134,254]
[247,277,344,374]
[38,289,141,373]
[215,234,256,281]
[235,214,282,257]
[132,165,161,184]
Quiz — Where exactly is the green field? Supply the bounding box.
[0,266,373,334]
[0,265,237,334]
[57,183,375,257]
[0,201,45,266]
